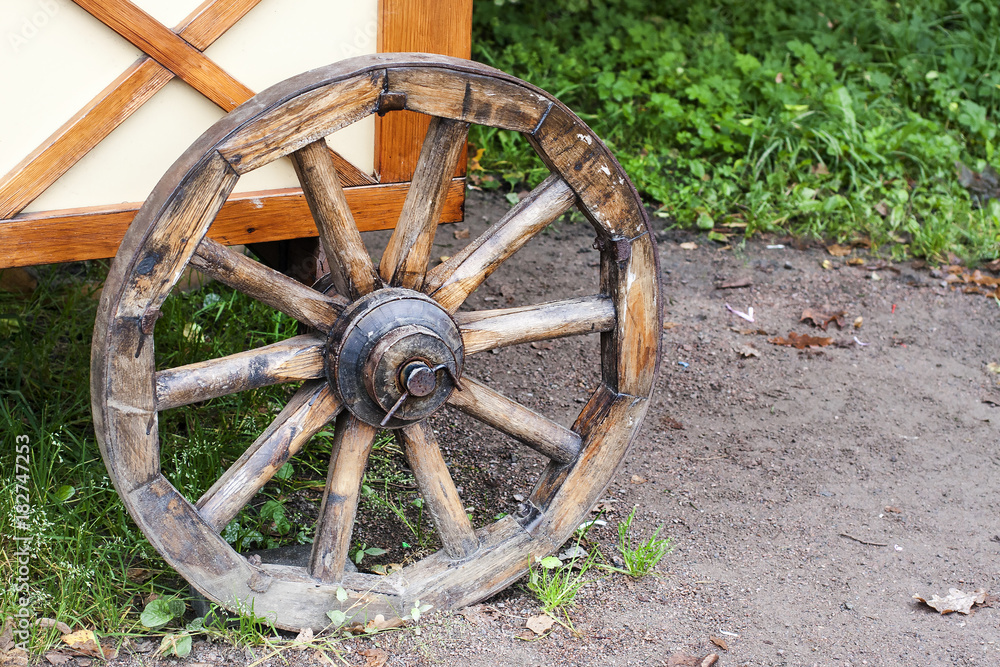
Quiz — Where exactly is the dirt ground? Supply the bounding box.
[91,189,1000,665]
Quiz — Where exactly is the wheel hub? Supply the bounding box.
[327,288,463,428]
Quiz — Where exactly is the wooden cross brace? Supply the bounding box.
[0,0,373,221]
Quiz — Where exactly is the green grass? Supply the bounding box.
[472,0,1000,262]
[0,263,319,651]
[616,507,672,578]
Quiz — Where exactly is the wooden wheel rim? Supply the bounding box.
[91,53,661,631]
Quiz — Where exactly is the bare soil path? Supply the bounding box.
[106,190,999,667]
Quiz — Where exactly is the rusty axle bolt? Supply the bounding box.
[402,361,437,397]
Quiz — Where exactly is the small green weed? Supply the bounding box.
[524,547,598,617]
[616,507,672,578]
[351,542,389,565]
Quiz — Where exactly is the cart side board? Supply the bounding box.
[0,0,472,269]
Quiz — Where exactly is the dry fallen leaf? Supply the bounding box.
[452,227,470,239]
[42,652,73,665]
[826,244,852,257]
[1,620,28,667]
[716,277,752,289]
[663,321,680,330]
[679,242,698,250]
[820,259,834,270]
[709,636,729,650]
[294,627,313,644]
[800,308,847,330]
[853,316,863,329]
[458,605,491,626]
[769,332,833,349]
[667,653,719,667]
[885,505,902,513]
[661,416,684,430]
[61,630,116,660]
[630,474,647,484]
[526,614,555,635]
[126,568,153,584]
[913,588,987,614]
[359,648,389,667]
[736,344,760,358]
[0,267,37,295]
[344,615,404,635]
[524,614,555,635]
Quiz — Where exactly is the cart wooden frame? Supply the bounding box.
[3,0,662,632]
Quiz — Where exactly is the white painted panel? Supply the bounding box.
[131,0,201,29]
[205,0,379,179]
[3,0,378,214]
[0,0,144,182]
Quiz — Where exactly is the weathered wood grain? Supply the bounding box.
[599,233,660,396]
[528,103,648,240]
[530,383,616,510]
[454,295,615,355]
[530,392,649,539]
[385,67,552,134]
[393,515,549,612]
[400,424,479,560]
[311,413,378,582]
[155,334,325,411]
[197,381,341,531]
[291,141,380,299]
[0,180,464,268]
[217,73,385,174]
[190,237,344,331]
[131,475,252,597]
[447,377,581,464]
[424,174,575,311]
[379,117,468,289]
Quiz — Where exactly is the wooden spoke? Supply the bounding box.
[399,424,479,560]
[424,174,575,311]
[155,334,325,411]
[447,377,581,464]
[379,117,468,289]
[190,237,345,330]
[197,381,341,531]
[291,141,380,299]
[455,295,615,355]
[310,413,379,582]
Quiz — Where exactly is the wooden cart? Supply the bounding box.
[3,0,661,631]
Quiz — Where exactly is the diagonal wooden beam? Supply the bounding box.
[73,0,255,111]
[73,0,373,185]
[0,0,372,221]
[0,0,260,220]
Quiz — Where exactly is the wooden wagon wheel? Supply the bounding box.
[91,53,661,631]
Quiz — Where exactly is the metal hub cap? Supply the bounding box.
[327,288,463,428]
